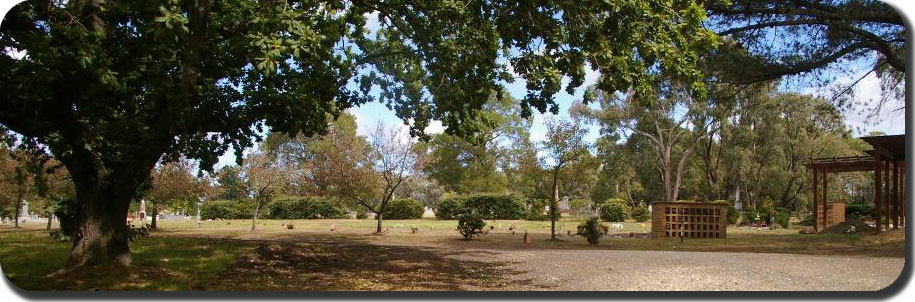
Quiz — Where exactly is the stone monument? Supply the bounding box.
[18,199,29,223]
[138,199,147,221]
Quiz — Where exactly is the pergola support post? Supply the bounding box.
[875,161,882,235]
[885,160,891,230]
[822,169,828,230]
[893,160,899,229]
[812,167,818,232]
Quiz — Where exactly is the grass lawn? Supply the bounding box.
[0,217,905,290]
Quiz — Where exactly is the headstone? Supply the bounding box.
[18,199,29,223]
[138,199,147,221]
[559,196,571,213]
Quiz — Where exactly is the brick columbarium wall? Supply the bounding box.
[651,202,728,239]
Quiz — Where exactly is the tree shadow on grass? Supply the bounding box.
[196,240,537,291]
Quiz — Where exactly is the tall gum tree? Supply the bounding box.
[574,80,716,203]
[0,0,716,269]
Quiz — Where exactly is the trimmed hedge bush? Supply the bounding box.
[599,198,630,222]
[201,199,254,220]
[435,196,466,219]
[385,198,424,219]
[435,194,526,220]
[464,194,526,219]
[631,205,650,222]
[267,197,347,219]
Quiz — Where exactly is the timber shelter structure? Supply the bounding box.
[805,134,905,234]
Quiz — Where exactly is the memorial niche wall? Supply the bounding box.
[651,202,728,239]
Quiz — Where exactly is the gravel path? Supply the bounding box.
[453,249,905,291]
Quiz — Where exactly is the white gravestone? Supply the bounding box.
[18,200,29,223]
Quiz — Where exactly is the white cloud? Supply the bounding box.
[426,120,445,134]
[811,71,906,135]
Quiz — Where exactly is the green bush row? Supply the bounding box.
[435,194,526,220]
[267,197,348,219]
[384,198,424,219]
[201,197,350,220]
[599,198,630,222]
[200,199,254,220]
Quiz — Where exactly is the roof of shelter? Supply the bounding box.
[861,134,905,161]
[805,134,905,172]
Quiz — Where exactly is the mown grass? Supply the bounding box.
[0,217,905,291]
[0,227,254,291]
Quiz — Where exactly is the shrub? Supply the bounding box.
[846,203,874,221]
[456,213,486,240]
[267,197,347,219]
[524,198,552,221]
[463,194,526,219]
[286,223,294,229]
[775,208,791,229]
[52,198,79,238]
[385,198,424,219]
[576,217,606,244]
[435,196,466,219]
[599,198,630,222]
[201,200,253,220]
[711,200,738,225]
[356,212,369,220]
[631,205,650,222]
[569,198,592,216]
[799,213,815,226]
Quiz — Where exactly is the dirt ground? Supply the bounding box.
[188,238,904,291]
[460,249,905,291]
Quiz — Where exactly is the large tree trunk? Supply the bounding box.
[376,212,383,233]
[46,211,54,230]
[65,177,135,269]
[251,199,261,232]
[56,145,160,271]
[151,206,158,229]
[13,196,21,229]
[662,145,674,203]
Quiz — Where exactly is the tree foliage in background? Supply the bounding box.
[144,159,202,228]
[542,118,589,239]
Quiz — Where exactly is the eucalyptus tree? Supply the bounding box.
[1,0,716,269]
[577,80,715,204]
[424,94,530,193]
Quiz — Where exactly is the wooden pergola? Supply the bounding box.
[805,134,905,234]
